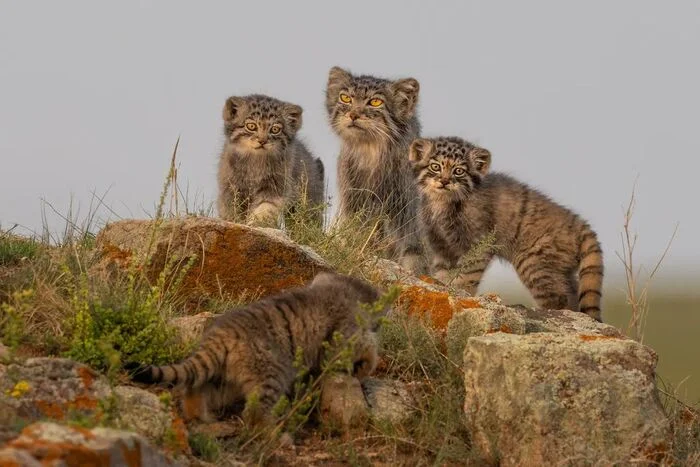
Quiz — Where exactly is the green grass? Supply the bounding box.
[0,229,39,266]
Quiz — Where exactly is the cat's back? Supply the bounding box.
[483,172,588,242]
[287,139,324,204]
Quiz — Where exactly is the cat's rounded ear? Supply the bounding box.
[223,96,246,122]
[409,138,432,163]
[328,66,351,87]
[284,104,303,133]
[390,78,420,119]
[311,271,338,288]
[470,148,492,176]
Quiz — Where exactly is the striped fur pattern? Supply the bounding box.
[217,94,325,228]
[129,272,387,422]
[409,136,604,321]
[325,67,424,273]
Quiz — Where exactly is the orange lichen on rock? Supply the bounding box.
[457,298,481,309]
[35,400,65,419]
[166,410,191,455]
[77,366,94,390]
[397,286,456,330]
[34,394,98,421]
[418,275,437,284]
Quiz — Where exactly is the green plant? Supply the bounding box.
[0,289,33,349]
[63,267,189,370]
[189,432,222,462]
[0,228,39,266]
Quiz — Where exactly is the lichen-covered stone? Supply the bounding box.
[463,332,671,465]
[362,377,416,425]
[0,358,112,429]
[95,218,331,306]
[522,306,624,337]
[319,374,368,430]
[0,358,187,452]
[446,306,527,362]
[3,422,182,466]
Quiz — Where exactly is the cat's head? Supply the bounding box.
[408,137,491,201]
[325,66,419,143]
[222,94,302,155]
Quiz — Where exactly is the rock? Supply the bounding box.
[0,357,188,452]
[95,218,331,306]
[522,306,624,337]
[463,332,671,465]
[0,357,113,431]
[170,312,218,343]
[445,306,527,363]
[319,374,368,430]
[112,386,186,449]
[0,447,42,466]
[362,378,415,424]
[2,422,181,466]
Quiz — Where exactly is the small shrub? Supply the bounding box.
[64,270,188,370]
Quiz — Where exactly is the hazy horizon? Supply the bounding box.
[2,1,699,285]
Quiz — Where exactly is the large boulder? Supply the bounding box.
[0,357,188,452]
[463,332,671,465]
[95,218,331,305]
[0,422,181,466]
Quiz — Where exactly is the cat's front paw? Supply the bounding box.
[248,203,282,228]
[399,253,426,275]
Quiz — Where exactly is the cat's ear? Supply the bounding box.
[284,104,303,133]
[223,96,247,122]
[328,66,351,87]
[470,148,492,176]
[409,138,432,163]
[390,77,420,119]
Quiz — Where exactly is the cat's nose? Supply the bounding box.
[347,112,359,121]
[440,178,450,186]
[257,137,268,145]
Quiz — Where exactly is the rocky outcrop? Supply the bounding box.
[0,422,181,466]
[463,332,670,465]
[95,218,331,305]
[0,358,188,453]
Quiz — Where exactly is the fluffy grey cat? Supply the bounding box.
[409,136,603,321]
[325,67,424,273]
[217,94,325,228]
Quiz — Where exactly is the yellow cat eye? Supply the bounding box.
[369,98,383,107]
[453,167,466,176]
[339,93,352,104]
[429,162,441,172]
[270,125,281,135]
[245,122,257,132]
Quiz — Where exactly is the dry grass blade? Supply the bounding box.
[616,180,679,342]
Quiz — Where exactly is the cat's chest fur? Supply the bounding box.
[225,149,288,194]
[426,196,491,254]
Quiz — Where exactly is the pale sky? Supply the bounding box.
[1,0,699,285]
